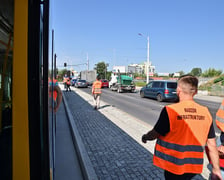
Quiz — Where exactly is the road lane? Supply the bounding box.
[79,86,221,132]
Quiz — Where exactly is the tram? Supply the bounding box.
[0,0,56,179]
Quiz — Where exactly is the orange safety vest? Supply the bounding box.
[216,99,224,131]
[66,79,71,85]
[153,100,212,175]
[92,80,102,94]
[49,78,58,101]
[63,77,68,83]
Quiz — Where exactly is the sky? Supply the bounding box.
[52,0,224,74]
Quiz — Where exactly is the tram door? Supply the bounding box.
[0,0,53,180]
[0,0,13,179]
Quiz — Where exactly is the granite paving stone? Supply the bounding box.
[63,90,207,180]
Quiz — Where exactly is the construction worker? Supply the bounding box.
[92,76,102,110]
[63,74,68,90]
[66,78,71,92]
[142,75,221,180]
[208,99,224,178]
[216,99,224,140]
[48,77,62,112]
[216,99,224,156]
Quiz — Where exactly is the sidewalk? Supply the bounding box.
[61,84,212,179]
[55,96,84,180]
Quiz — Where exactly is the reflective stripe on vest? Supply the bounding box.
[153,101,212,175]
[155,139,204,166]
[216,100,224,131]
[93,81,102,94]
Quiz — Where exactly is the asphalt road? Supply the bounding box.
[79,86,221,132]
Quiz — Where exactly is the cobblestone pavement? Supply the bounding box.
[61,85,210,180]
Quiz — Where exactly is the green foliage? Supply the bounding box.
[190,68,202,77]
[198,86,212,91]
[106,71,112,80]
[199,74,224,94]
[134,81,146,87]
[201,68,222,77]
[94,61,108,79]
[133,73,146,79]
[177,71,185,76]
[57,69,69,81]
[213,76,224,83]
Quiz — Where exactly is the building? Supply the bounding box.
[112,66,126,73]
[128,62,155,76]
[127,64,143,74]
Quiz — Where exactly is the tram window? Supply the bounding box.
[0,0,14,179]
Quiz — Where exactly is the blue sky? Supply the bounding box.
[52,0,224,74]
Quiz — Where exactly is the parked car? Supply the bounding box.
[140,80,178,102]
[100,79,109,88]
[71,79,77,86]
[75,79,88,88]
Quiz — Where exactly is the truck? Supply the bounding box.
[80,70,97,86]
[109,70,136,93]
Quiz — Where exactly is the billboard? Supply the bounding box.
[112,66,126,73]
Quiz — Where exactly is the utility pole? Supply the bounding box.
[138,33,150,84]
[86,53,89,80]
[147,36,150,84]
[87,53,89,71]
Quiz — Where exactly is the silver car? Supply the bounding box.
[75,79,88,88]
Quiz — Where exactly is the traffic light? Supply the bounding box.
[64,62,67,67]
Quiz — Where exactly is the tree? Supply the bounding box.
[190,68,202,77]
[94,61,107,79]
[57,69,68,80]
[177,71,185,76]
[169,73,174,77]
[201,68,223,77]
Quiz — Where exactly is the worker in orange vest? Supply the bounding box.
[92,76,102,110]
[142,75,221,180]
[211,99,224,178]
[216,99,224,157]
[66,78,71,92]
[63,74,68,90]
[216,99,224,139]
[49,77,62,112]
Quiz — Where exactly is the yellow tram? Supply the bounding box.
[0,0,56,179]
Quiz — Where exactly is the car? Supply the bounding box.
[140,80,178,102]
[100,79,109,88]
[71,79,77,86]
[75,79,88,88]
[87,80,94,86]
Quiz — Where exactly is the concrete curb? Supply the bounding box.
[62,93,98,180]
[61,84,216,179]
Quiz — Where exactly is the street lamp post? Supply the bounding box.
[138,33,150,84]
